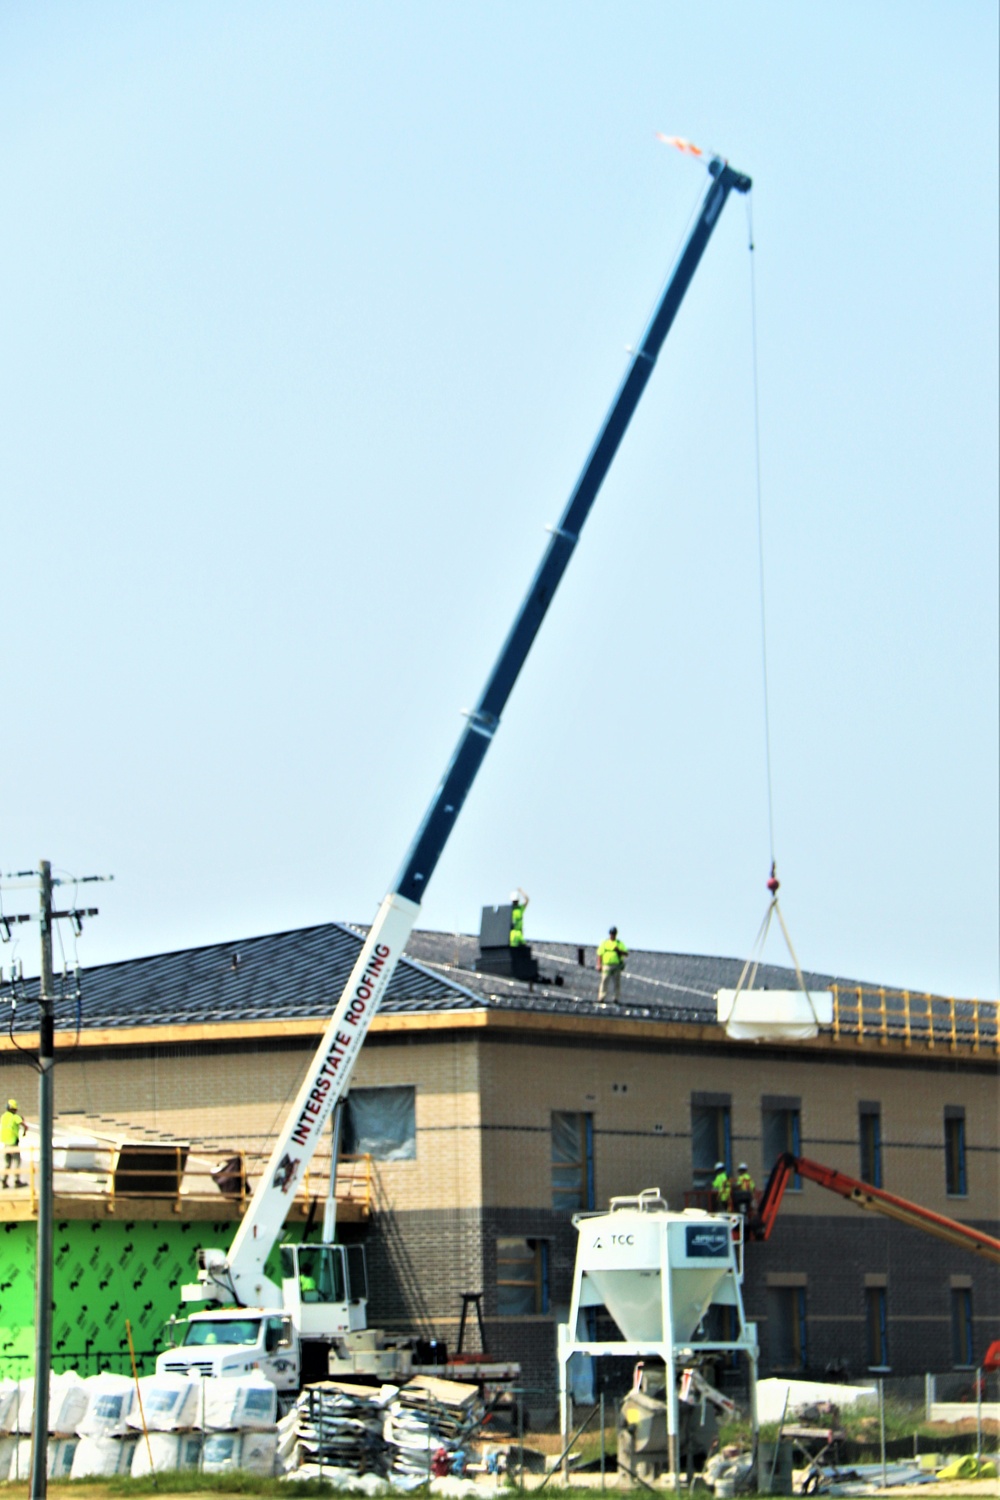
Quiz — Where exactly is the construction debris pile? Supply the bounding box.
[0,1369,279,1480]
[284,1375,487,1485]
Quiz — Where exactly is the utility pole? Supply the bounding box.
[30,859,54,1500]
[0,861,108,1500]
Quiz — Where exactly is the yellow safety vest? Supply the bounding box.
[597,938,627,968]
[1,1111,22,1147]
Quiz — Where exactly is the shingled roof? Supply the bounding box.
[0,919,855,1037]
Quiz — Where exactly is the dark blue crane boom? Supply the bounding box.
[192,154,752,1309]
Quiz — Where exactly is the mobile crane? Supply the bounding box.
[157,154,752,1392]
[749,1153,1000,1264]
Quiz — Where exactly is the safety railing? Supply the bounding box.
[829,986,998,1054]
[1,1146,372,1218]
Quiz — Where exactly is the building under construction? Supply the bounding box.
[0,917,995,1397]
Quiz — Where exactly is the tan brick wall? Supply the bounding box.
[12,1026,994,1229]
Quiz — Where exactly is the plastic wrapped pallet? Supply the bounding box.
[70,1432,139,1478]
[200,1371,277,1430]
[126,1371,200,1432]
[16,1371,89,1436]
[130,1430,203,1476]
[77,1372,135,1436]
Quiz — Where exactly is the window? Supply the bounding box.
[865,1286,889,1369]
[551,1112,594,1212]
[496,1237,549,1315]
[945,1110,967,1197]
[767,1286,807,1371]
[691,1097,732,1189]
[762,1100,801,1190]
[859,1105,882,1187]
[951,1287,974,1367]
[343,1086,416,1161]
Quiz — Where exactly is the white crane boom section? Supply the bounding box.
[220,892,419,1306]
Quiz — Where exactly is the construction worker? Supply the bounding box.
[1,1099,27,1189]
[733,1162,756,1216]
[712,1160,732,1211]
[596,926,628,1003]
[509,889,529,948]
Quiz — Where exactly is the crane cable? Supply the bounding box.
[729,190,819,1026]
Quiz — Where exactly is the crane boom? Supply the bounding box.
[753,1153,1000,1265]
[210,155,752,1308]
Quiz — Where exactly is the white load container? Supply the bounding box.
[77,1373,135,1436]
[126,1372,201,1431]
[70,1433,139,1478]
[130,1431,203,1475]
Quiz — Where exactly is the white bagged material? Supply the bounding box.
[70,1433,138,1478]
[48,1437,78,1479]
[0,1436,17,1480]
[201,1430,242,1472]
[130,1430,203,1476]
[17,1371,89,1436]
[5,1437,78,1479]
[240,1427,279,1476]
[126,1372,200,1432]
[0,1381,19,1435]
[77,1372,135,1436]
[201,1372,277,1430]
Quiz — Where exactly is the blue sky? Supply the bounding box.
[1,3,997,999]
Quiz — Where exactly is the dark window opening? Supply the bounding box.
[859,1107,882,1187]
[945,1112,967,1197]
[768,1286,807,1371]
[692,1103,732,1189]
[865,1286,889,1369]
[763,1106,802,1189]
[551,1111,594,1212]
[496,1236,550,1315]
[344,1086,416,1161]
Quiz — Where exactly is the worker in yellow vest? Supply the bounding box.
[734,1162,756,1216]
[712,1161,732,1211]
[509,889,529,947]
[596,926,628,1003]
[1,1099,27,1189]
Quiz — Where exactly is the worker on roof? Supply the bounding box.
[734,1162,756,1216]
[509,889,529,948]
[596,926,628,1004]
[1,1100,27,1190]
[712,1160,732,1211]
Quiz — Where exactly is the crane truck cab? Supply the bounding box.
[157,1241,369,1393]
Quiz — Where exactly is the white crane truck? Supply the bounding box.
[157,152,752,1396]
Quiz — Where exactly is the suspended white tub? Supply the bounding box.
[716,988,833,1041]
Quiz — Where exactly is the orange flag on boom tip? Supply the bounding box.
[655,133,704,157]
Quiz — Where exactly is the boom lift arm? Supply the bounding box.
[752,1153,1000,1265]
[196,155,752,1310]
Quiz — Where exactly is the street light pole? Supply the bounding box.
[30,858,54,1500]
